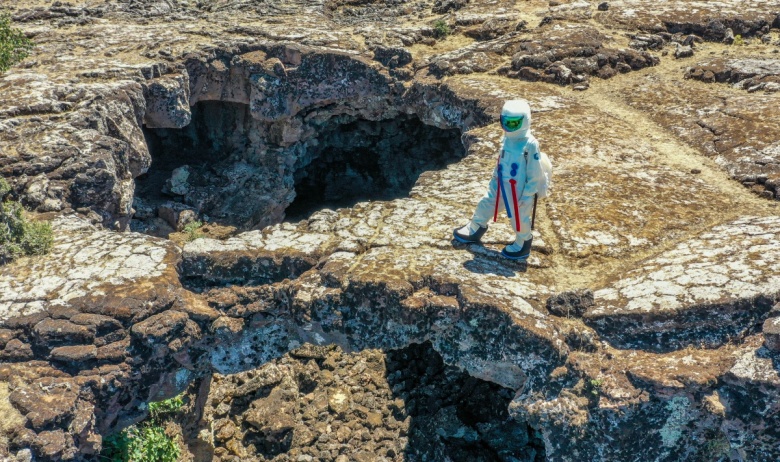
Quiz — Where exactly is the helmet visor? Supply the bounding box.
[501,114,524,132]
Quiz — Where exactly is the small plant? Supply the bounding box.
[0,13,34,73]
[100,394,185,462]
[100,428,133,462]
[433,19,451,39]
[148,394,185,421]
[0,178,53,264]
[182,220,204,242]
[102,425,180,462]
[588,379,603,396]
[733,34,745,46]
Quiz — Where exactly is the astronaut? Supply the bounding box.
[453,99,542,261]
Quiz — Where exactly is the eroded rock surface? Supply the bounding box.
[1,0,780,461]
[171,343,542,462]
[588,216,780,350]
[686,57,780,92]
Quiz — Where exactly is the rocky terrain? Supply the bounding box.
[1,0,780,461]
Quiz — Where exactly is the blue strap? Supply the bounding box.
[497,164,512,218]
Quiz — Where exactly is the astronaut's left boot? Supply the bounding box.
[453,221,488,243]
[501,235,532,261]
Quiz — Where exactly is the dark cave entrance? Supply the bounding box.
[386,343,546,462]
[133,101,465,236]
[284,116,465,222]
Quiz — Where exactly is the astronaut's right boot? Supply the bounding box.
[501,235,532,261]
[453,221,488,244]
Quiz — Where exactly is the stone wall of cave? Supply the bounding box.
[133,101,465,236]
[151,343,545,462]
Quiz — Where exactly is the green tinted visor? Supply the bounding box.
[500,114,524,132]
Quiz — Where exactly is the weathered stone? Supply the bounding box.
[95,339,130,362]
[763,316,780,351]
[49,345,97,364]
[130,310,189,345]
[686,58,780,93]
[31,430,74,460]
[244,388,296,443]
[546,290,594,318]
[10,381,79,431]
[674,44,694,58]
[0,339,33,362]
[158,201,198,231]
[596,0,778,41]
[588,217,780,350]
[328,388,353,416]
[142,73,191,129]
[0,328,16,349]
[33,318,94,348]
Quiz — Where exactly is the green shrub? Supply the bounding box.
[0,178,53,264]
[100,428,133,462]
[588,379,603,396]
[733,34,745,46]
[148,394,185,421]
[100,394,185,462]
[0,13,33,73]
[433,19,451,39]
[182,220,204,242]
[102,425,180,462]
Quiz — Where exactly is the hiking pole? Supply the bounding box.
[531,194,538,230]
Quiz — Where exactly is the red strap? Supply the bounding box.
[493,180,500,222]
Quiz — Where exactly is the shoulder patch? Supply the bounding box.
[533,152,539,160]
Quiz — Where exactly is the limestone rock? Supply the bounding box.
[763,316,780,351]
[546,290,594,318]
[588,216,780,350]
[686,58,780,93]
[674,44,694,58]
[143,72,191,129]
[1,0,780,460]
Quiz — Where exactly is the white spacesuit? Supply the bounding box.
[453,99,542,260]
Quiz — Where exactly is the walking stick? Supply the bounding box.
[531,194,538,230]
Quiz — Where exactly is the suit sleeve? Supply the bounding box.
[521,140,542,201]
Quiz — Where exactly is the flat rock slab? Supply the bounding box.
[686,57,780,92]
[622,70,780,200]
[596,0,779,39]
[0,216,181,323]
[538,100,733,258]
[587,216,780,350]
[502,23,658,85]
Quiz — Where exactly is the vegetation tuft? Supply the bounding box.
[433,19,451,39]
[587,379,603,396]
[0,178,53,265]
[100,394,185,462]
[183,220,204,242]
[0,13,33,73]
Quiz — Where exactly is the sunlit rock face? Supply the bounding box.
[2,0,780,461]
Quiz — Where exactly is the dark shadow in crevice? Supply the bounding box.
[386,342,546,462]
[284,115,465,222]
[585,294,776,353]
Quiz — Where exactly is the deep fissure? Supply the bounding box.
[117,342,545,462]
[133,101,465,235]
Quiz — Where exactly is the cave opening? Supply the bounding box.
[133,101,465,236]
[119,342,546,462]
[284,116,465,222]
